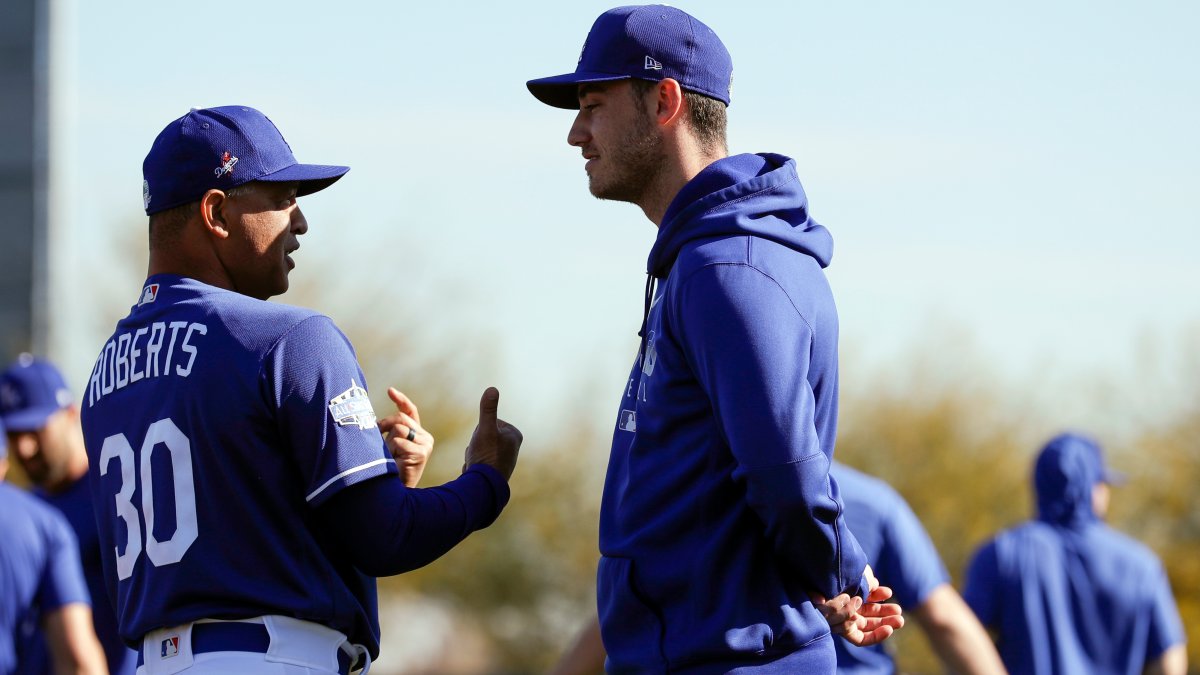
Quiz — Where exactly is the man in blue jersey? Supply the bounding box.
[529,6,903,672]
[0,421,108,675]
[79,105,522,675]
[1,354,137,675]
[964,432,1187,675]
[831,461,1005,674]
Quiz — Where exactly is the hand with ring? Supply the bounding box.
[377,387,434,488]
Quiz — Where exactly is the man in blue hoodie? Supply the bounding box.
[529,6,903,672]
[963,432,1187,675]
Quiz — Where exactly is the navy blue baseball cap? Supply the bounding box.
[527,5,733,110]
[0,354,74,432]
[142,105,350,215]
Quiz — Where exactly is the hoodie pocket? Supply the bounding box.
[598,555,666,670]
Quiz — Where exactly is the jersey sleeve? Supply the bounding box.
[263,315,397,507]
[677,263,868,599]
[875,492,951,609]
[35,509,91,611]
[1146,562,1186,659]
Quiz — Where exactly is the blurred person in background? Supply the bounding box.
[831,461,1006,674]
[0,417,109,675]
[0,355,136,675]
[964,432,1187,675]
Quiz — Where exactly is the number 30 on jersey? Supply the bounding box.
[99,418,198,580]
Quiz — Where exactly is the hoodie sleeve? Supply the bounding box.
[676,262,868,599]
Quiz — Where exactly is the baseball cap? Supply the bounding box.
[527,5,733,110]
[0,354,73,432]
[1036,432,1126,490]
[142,105,350,215]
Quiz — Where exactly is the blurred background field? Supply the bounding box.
[2,0,1198,672]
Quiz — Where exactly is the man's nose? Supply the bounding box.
[293,206,308,235]
[567,112,589,147]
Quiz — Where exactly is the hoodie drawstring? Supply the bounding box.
[637,274,658,367]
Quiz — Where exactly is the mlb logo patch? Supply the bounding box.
[160,636,180,659]
[329,380,377,430]
[139,284,160,306]
[618,409,637,432]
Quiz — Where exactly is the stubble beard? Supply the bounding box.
[588,110,664,206]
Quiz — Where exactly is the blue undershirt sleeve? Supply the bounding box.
[879,494,951,609]
[313,464,510,576]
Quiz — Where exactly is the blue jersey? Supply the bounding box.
[0,482,91,675]
[963,434,1186,674]
[80,275,400,653]
[829,462,950,674]
[36,480,137,675]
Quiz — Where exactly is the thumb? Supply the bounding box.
[477,387,500,431]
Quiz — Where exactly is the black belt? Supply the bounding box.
[136,622,354,674]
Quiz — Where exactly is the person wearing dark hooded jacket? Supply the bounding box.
[528,5,904,673]
[963,432,1187,675]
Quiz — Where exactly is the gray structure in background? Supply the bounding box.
[0,0,51,360]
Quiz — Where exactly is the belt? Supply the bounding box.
[136,622,354,674]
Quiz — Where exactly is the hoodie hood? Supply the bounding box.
[1034,432,1109,526]
[647,153,832,278]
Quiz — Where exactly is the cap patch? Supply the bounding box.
[214,151,238,178]
[329,380,376,430]
[644,56,662,70]
[143,180,152,210]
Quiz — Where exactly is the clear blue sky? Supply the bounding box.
[53,1,1200,438]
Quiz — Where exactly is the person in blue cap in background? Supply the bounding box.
[0,415,109,675]
[963,432,1187,675]
[1,354,136,675]
[529,6,903,672]
[830,461,1006,674]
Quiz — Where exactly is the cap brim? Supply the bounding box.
[1,405,59,432]
[258,163,350,197]
[527,72,632,109]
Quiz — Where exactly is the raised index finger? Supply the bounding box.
[388,387,420,425]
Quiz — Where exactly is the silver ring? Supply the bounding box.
[406,427,416,443]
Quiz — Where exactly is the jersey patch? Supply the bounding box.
[139,283,160,306]
[328,381,376,430]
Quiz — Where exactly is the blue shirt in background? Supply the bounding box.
[37,478,137,675]
[963,433,1186,674]
[830,462,949,674]
[0,482,90,675]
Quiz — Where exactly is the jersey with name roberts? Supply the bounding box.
[80,274,397,649]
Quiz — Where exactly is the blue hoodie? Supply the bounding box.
[598,153,868,673]
[964,433,1186,674]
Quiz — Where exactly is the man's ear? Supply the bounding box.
[655,78,686,127]
[198,189,232,240]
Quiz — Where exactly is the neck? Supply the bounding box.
[147,239,234,292]
[640,143,727,227]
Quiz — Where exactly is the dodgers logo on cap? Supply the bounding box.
[142,105,350,215]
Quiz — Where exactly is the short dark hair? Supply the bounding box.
[147,183,259,248]
[629,78,727,153]
[148,201,194,248]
